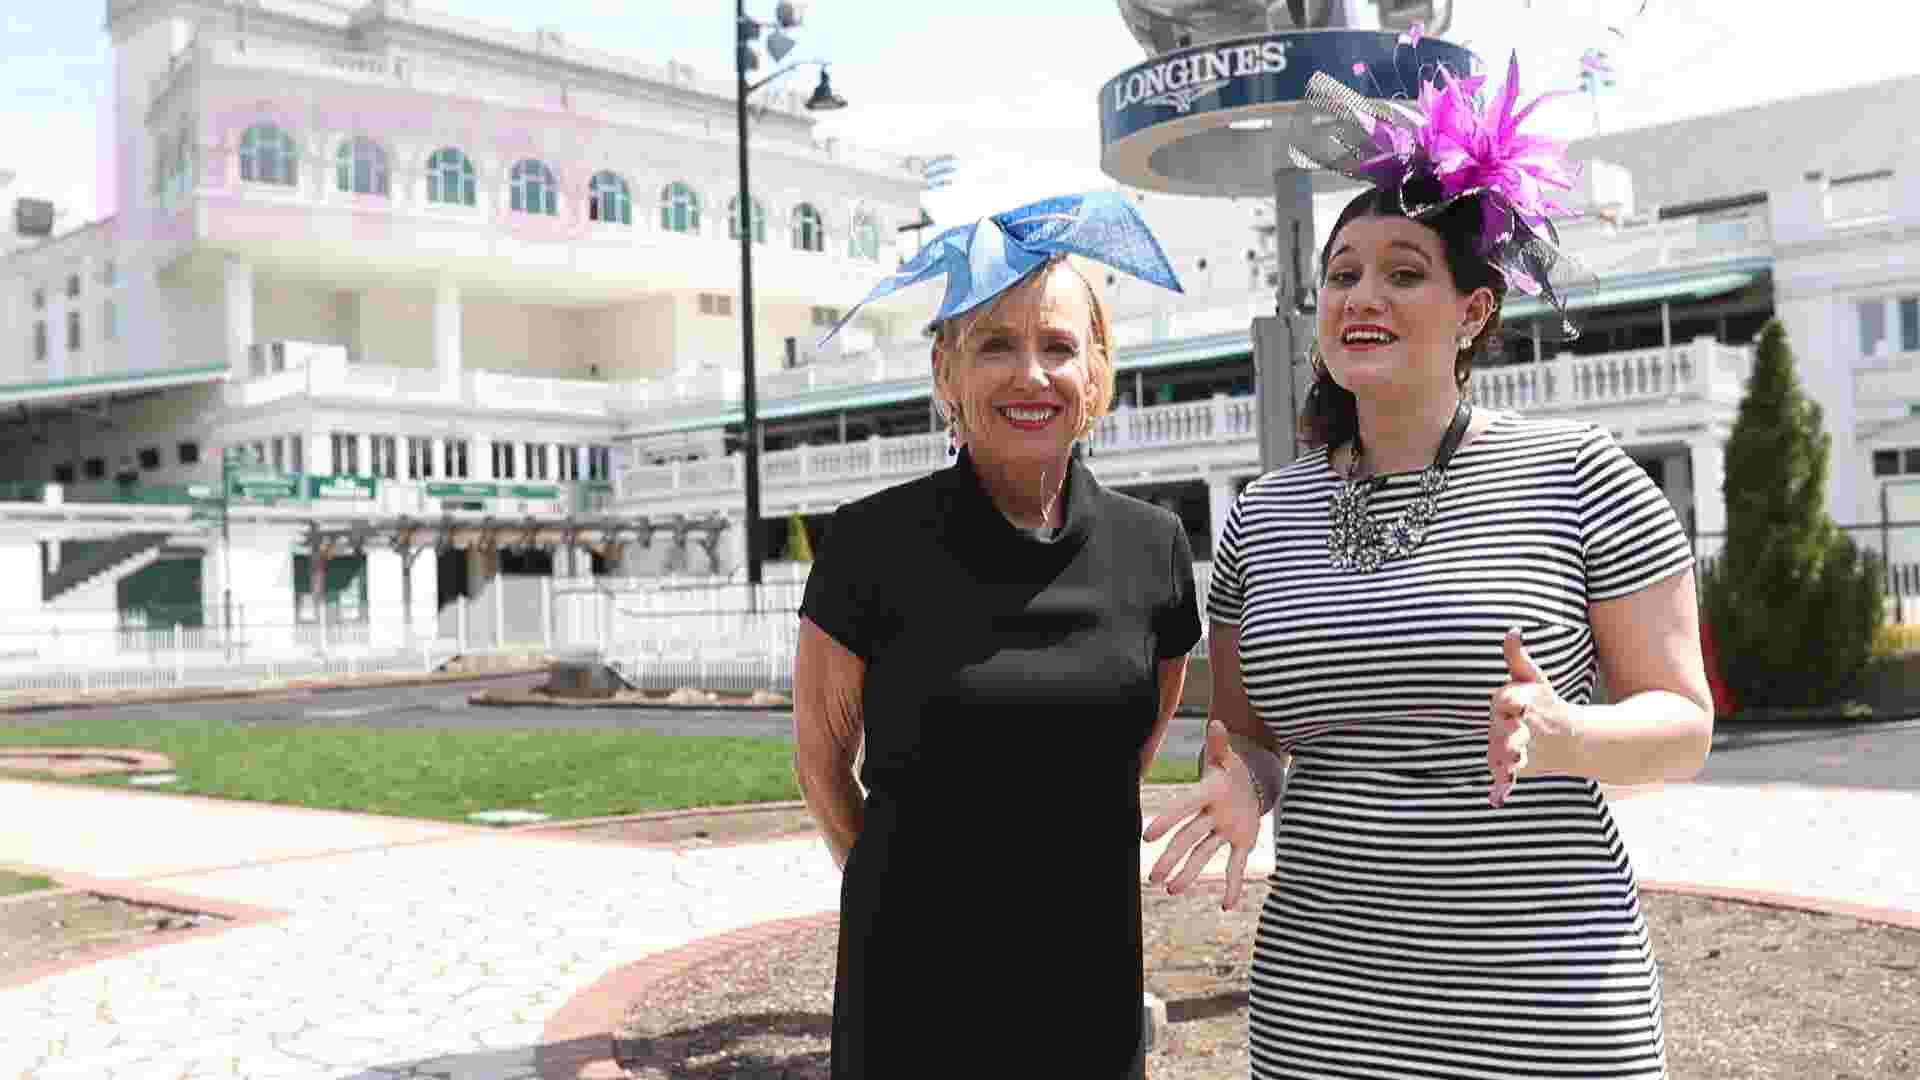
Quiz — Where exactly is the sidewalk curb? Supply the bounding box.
[0,667,546,715]
[470,690,793,712]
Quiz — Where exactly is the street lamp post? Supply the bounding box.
[734,2,845,610]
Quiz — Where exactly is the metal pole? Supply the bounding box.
[736,0,765,613]
[1882,483,1894,619]
[221,451,233,661]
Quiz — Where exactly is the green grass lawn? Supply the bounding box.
[0,870,56,896]
[1,717,1200,822]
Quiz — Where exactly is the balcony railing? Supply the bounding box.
[1089,395,1257,453]
[1476,337,1752,414]
[617,396,1258,502]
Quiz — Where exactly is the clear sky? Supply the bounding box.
[4,1,1917,232]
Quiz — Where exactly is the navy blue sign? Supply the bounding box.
[1099,30,1477,197]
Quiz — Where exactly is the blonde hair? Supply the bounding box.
[930,254,1116,441]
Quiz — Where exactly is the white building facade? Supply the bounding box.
[3,6,1920,657]
[0,0,925,651]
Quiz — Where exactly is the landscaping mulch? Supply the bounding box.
[0,890,228,975]
[613,884,1920,1080]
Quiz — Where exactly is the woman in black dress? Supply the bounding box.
[793,192,1201,1078]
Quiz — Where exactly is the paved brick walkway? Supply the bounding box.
[1,778,1915,1079]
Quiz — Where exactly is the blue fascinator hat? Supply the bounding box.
[818,190,1185,346]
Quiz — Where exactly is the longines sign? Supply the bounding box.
[1108,40,1293,114]
[1099,30,1476,197]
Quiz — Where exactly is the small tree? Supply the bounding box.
[1703,319,1884,708]
[786,513,815,563]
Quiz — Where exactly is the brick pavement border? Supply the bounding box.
[533,872,1920,1079]
[0,747,175,778]
[0,865,287,990]
[536,911,839,1080]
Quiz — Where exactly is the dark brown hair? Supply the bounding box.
[1298,181,1509,450]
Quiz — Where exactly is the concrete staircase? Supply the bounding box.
[44,533,172,608]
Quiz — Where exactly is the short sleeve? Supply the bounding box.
[1205,489,1248,625]
[799,502,881,661]
[1577,426,1694,601]
[1155,520,1203,660]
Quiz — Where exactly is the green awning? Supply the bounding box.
[1502,264,1766,321]
[1115,330,1252,373]
[0,362,230,408]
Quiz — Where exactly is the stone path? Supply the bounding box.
[1,778,1916,1080]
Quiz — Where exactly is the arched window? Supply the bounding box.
[335,137,389,196]
[793,202,824,253]
[728,195,765,244]
[589,171,631,225]
[849,213,882,261]
[426,148,475,206]
[660,182,701,234]
[511,159,558,216]
[239,123,297,186]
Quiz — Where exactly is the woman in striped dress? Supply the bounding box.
[1144,79,1716,1076]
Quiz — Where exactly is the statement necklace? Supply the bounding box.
[1327,400,1472,573]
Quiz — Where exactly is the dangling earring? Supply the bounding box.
[944,404,962,459]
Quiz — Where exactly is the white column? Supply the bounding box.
[0,534,42,612]
[428,436,444,479]
[1206,474,1238,561]
[720,516,746,579]
[1688,439,1727,550]
[365,548,403,649]
[355,432,372,478]
[474,436,494,481]
[434,278,462,396]
[223,257,254,375]
[308,431,334,476]
[574,444,588,482]
[518,441,531,482]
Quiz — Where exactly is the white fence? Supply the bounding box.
[0,560,1218,697]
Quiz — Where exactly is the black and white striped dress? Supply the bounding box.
[1207,414,1693,1080]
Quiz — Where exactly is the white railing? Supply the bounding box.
[1476,337,1752,414]
[1089,395,1257,453]
[616,398,1253,502]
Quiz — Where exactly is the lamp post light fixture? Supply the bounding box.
[735,0,845,607]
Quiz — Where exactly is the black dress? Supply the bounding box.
[800,447,1202,1079]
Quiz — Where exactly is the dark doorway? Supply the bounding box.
[437,549,470,609]
[499,548,554,576]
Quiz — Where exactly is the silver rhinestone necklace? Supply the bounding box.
[1327,400,1472,573]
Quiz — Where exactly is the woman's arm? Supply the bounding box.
[1491,570,1714,796]
[792,617,868,869]
[1203,622,1287,811]
[1138,656,1189,777]
[1575,569,1714,782]
[1144,620,1286,908]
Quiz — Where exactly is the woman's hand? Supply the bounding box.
[1488,627,1581,807]
[1143,756,1264,910]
